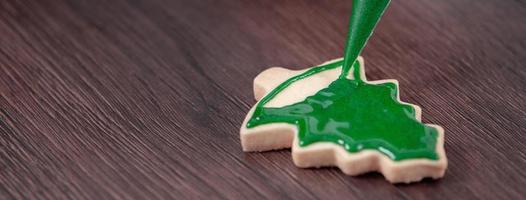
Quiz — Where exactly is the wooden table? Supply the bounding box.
[1,0,525,199]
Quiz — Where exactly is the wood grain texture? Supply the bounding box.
[0,0,525,199]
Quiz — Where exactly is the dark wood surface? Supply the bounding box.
[1,0,525,199]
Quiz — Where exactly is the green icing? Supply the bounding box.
[247,60,439,161]
[245,0,440,161]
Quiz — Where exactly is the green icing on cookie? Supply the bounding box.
[247,60,439,161]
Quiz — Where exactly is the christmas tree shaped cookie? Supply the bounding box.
[240,0,447,183]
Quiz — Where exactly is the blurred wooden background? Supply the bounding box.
[1,0,525,199]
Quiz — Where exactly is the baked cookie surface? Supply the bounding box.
[240,57,447,183]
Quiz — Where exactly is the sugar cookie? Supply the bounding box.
[240,58,447,183]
